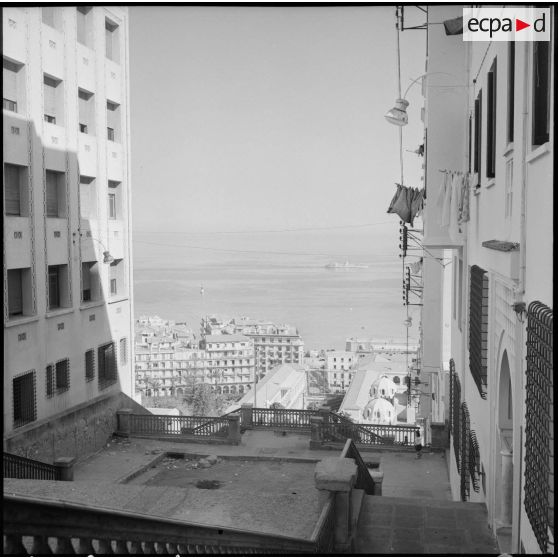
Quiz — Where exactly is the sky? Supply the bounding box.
[129,6,427,243]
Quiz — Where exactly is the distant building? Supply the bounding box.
[324,350,357,392]
[201,315,304,379]
[227,363,307,411]
[345,337,419,358]
[200,334,255,395]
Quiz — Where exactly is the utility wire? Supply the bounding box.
[134,220,395,236]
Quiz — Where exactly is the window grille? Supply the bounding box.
[98,342,117,389]
[85,349,95,382]
[449,359,462,473]
[469,265,488,399]
[55,359,70,393]
[13,370,36,428]
[469,430,481,493]
[524,301,553,554]
[46,364,54,398]
[120,338,127,365]
[460,402,471,502]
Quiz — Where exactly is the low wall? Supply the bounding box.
[4,392,151,463]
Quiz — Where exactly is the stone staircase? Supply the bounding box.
[354,495,501,555]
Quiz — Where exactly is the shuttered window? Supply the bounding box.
[486,59,497,179]
[55,359,70,392]
[48,266,60,309]
[85,349,95,381]
[469,265,488,398]
[532,42,550,146]
[98,342,117,389]
[46,170,61,217]
[43,75,58,123]
[3,58,18,112]
[13,371,36,428]
[7,269,23,316]
[4,163,21,216]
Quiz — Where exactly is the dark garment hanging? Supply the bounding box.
[387,183,425,226]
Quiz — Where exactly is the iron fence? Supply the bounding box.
[524,300,553,554]
[3,452,62,481]
[252,408,314,429]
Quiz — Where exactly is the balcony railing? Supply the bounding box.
[3,452,62,481]
[3,494,331,555]
[129,414,229,438]
[252,408,315,429]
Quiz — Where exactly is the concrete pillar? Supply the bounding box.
[240,403,253,428]
[227,414,241,445]
[499,449,513,526]
[116,408,132,437]
[54,457,76,481]
[310,416,324,449]
[370,470,384,496]
[314,457,357,552]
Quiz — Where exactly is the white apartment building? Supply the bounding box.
[3,7,133,441]
[201,334,255,395]
[421,6,553,554]
[324,350,356,391]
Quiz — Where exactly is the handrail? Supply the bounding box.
[252,407,315,429]
[3,492,328,554]
[340,439,376,495]
[3,452,62,481]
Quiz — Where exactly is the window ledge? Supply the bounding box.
[486,179,496,189]
[45,308,74,319]
[80,300,106,311]
[503,143,514,157]
[5,315,39,328]
[526,142,550,164]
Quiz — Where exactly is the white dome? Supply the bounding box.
[362,396,396,424]
[370,374,398,399]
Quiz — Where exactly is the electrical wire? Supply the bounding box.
[134,220,395,236]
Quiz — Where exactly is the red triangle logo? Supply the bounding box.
[516,18,530,32]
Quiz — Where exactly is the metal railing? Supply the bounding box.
[3,493,329,555]
[129,414,228,438]
[341,439,376,494]
[3,452,62,481]
[252,408,314,429]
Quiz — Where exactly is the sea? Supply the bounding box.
[132,230,419,351]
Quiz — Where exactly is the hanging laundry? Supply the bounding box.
[448,173,463,242]
[458,173,471,225]
[436,171,450,224]
[387,183,425,227]
[440,172,454,228]
[409,258,423,274]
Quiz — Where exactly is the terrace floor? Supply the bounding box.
[5,431,500,554]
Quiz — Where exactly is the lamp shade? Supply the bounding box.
[384,98,409,126]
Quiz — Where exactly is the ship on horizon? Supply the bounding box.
[325,260,368,270]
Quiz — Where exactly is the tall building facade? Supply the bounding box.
[420,6,553,554]
[3,7,134,442]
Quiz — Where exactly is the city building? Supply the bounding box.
[227,362,308,411]
[200,334,255,395]
[3,6,135,454]
[419,6,553,554]
[201,315,304,379]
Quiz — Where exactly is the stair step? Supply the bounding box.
[362,494,487,510]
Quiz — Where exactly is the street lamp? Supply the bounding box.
[73,230,114,264]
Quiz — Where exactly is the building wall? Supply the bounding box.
[3,7,133,439]
[424,6,553,554]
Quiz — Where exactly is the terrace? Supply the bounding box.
[3,407,500,555]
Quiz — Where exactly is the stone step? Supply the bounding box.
[354,494,500,555]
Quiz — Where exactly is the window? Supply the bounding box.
[48,265,69,310]
[42,7,61,30]
[507,43,515,144]
[79,175,96,219]
[105,18,120,63]
[468,265,488,399]
[486,59,497,179]
[108,193,116,219]
[78,89,94,135]
[109,258,123,296]
[106,101,120,142]
[13,370,36,428]
[43,75,63,126]
[85,349,95,381]
[5,163,28,216]
[55,359,70,393]
[98,342,117,389]
[532,42,550,146]
[81,261,99,302]
[474,91,482,181]
[7,269,23,316]
[119,338,128,365]
[46,364,54,398]
[46,170,65,217]
[468,116,472,172]
[3,58,23,113]
[76,6,93,47]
